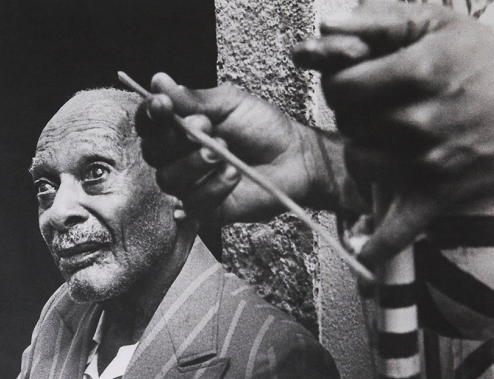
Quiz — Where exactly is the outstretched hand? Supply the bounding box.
[135,73,355,225]
[294,2,494,270]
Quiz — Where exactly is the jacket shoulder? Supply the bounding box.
[18,284,72,379]
[35,284,71,330]
[219,272,340,379]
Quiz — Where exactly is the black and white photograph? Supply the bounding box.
[4,0,494,378]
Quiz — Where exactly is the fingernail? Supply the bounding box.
[223,165,240,182]
[146,97,163,121]
[200,147,221,164]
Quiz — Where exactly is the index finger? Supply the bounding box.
[135,95,203,166]
[320,3,450,53]
[135,94,175,138]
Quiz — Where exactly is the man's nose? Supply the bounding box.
[43,179,90,232]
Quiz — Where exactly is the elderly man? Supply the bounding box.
[18,89,339,379]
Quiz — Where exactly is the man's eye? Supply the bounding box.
[35,181,56,195]
[83,164,110,183]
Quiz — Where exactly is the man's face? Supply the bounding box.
[31,91,177,303]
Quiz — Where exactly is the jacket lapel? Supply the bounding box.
[124,238,229,379]
[29,287,101,379]
[57,302,102,378]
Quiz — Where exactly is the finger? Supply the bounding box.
[140,114,211,167]
[292,35,371,73]
[140,131,200,168]
[358,189,444,270]
[153,138,228,196]
[183,164,241,220]
[135,94,175,138]
[182,114,214,143]
[150,73,247,121]
[336,109,436,156]
[323,49,436,110]
[136,93,196,167]
[320,3,446,52]
[143,97,214,140]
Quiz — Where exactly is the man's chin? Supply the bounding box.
[67,283,112,303]
[65,268,127,303]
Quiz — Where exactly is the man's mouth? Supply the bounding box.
[55,242,111,275]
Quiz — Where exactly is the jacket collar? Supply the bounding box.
[31,294,102,379]
[124,237,225,378]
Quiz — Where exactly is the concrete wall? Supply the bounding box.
[216,1,374,378]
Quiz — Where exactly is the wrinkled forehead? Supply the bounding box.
[36,89,140,156]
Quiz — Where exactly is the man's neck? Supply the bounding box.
[102,223,197,339]
[96,222,198,373]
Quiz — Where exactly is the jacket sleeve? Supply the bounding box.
[249,320,341,379]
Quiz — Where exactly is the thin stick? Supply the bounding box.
[118,71,375,282]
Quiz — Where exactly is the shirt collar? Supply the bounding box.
[84,311,139,379]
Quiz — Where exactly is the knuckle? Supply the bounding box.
[411,56,436,82]
[409,55,449,93]
[218,82,249,102]
[221,165,240,184]
[214,137,228,150]
[402,105,436,129]
[152,72,166,81]
[198,147,220,165]
[186,114,212,132]
[422,146,450,173]
[218,81,238,93]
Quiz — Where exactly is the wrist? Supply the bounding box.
[302,128,370,214]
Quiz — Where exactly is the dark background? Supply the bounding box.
[0,0,217,375]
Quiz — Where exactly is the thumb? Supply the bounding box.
[358,189,443,270]
[150,72,246,122]
[150,72,200,115]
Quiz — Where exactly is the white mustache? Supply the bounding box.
[51,222,112,252]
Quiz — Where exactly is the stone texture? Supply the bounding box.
[216,0,316,124]
[216,0,321,337]
[216,1,374,377]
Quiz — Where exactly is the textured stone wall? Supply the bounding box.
[216,1,374,378]
[216,0,320,336]
[222,214,319,336]
[216,1,317,124]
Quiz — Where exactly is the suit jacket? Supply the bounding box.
[18,238,340,379]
